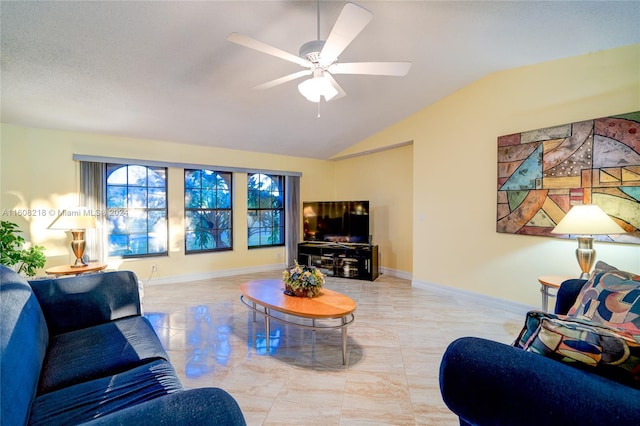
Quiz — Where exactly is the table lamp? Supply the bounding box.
[48,207,97,267]
[551,204,625,279]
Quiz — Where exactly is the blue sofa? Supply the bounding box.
[1,265,246,425]
[439,278,640,425]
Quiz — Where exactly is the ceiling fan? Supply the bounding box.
[227,2,411,103]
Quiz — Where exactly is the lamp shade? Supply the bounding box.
[48,207,97,230]
[551,205,625,235]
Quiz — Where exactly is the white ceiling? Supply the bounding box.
[1,1,639,159]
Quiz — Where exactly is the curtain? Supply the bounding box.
[79,161,106,263]
[285,176,300,267]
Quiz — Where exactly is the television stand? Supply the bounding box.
[297,242,379,281]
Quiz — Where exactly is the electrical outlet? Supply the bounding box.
[151,264,157,272]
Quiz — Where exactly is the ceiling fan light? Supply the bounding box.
[297,74,339,103]
[298,78,321,102]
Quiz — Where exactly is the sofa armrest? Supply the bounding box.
[29,271,141,335]
[83,388,246,426]
[554,278,587,315]
[440,337,640,426]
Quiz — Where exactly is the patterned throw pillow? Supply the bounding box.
[514,311,640,389]
[513,310,560,349]
[567,267,640,336]
[590,260,620,273]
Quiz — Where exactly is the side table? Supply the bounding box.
[45,262,107,276]
[537,275,573,312]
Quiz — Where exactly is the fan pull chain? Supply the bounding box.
[317,101,321,118]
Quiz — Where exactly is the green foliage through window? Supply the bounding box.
[185,169,233,253]
[106,164,168,257]
[247,173,284,248]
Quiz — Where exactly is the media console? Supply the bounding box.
[297,242,379,281]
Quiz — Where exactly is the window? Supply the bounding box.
[106,164,168,257]
[247,173,284,248]
[184,169,232,253]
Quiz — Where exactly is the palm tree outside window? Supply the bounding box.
[184,169,233,253]
[247,173,284,248]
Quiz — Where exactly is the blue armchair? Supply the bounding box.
[439,278,640,425]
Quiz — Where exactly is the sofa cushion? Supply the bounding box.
[82,387,247,426]
[514,311,640,389]
[30,270,142,336]
[1,266,49,426]
[567,266,640,335]
[38,316,169,395]
[28,359,183,425]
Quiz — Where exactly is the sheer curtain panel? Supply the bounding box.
[79,161,106,263]
[285,176,300,267]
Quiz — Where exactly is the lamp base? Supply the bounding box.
[71,258,88,268]
[575,236,596,281]
[70,229,88,268]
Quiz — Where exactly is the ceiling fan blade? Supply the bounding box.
[324,73,346,102]
[253,70,313,90]
[227,32,311,68]
[330,62,412,76]
[320,3,373,63]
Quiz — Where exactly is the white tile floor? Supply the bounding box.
[142,271,526,425]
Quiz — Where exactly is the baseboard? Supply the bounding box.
[144,263,285,286]
[379,266,412,280]
[412,278,535,315]
[145,264,412,286]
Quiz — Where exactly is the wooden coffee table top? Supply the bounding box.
[240,279,356,320]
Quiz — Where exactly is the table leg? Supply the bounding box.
[252,301,257,322]
[310,318,317,359]
[540,286,549,311]
[312,318,316,347]
[341,316,347,365]
[265,307,270,354]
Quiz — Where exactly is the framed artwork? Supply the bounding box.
[497,111,640,244]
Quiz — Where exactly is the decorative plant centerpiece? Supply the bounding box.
[282,261,325,298]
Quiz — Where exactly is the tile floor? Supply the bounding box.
[142,271,527,425]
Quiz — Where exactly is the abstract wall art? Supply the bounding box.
[497,111,640,244]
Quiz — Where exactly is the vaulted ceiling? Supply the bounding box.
[1,1,638,159]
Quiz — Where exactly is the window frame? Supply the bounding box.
[184,169,233,254]
[105,163,169,258]
[247,173,285,249]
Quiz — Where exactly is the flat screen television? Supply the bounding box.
[302,200,369,243]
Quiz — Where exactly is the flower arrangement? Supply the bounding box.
[282,261,325,298]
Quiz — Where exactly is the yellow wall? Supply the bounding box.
[336,44,640,306]
[333,144,413,276]
[0,124,336,280]
[2,44,639,307]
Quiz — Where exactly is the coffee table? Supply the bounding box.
[240,279,356,365]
